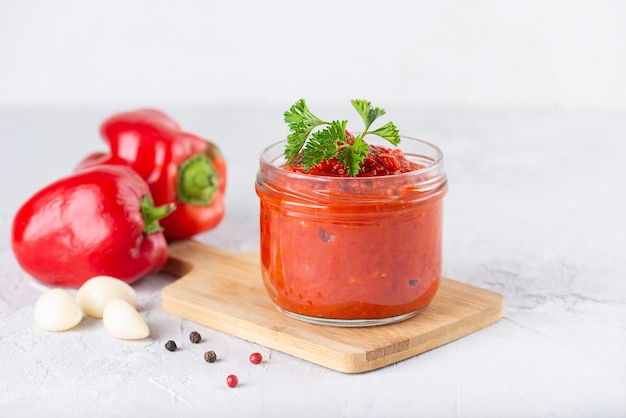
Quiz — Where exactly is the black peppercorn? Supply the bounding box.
[204,350,217,363]
[165,340,177,352]
[189,331,202,344]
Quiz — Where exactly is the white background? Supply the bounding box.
[1,0,625,109]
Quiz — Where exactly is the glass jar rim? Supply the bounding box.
[259,135,445,182]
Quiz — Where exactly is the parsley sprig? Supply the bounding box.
[284,99,400,176]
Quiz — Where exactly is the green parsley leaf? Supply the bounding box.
[284,99,328,163]
[283,99,400,176]
[351,99,386,132]
[369,121,400,145]
[302,120,346,170]
[337,135,369,176]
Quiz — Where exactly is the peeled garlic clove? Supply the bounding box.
[77,275,137,319]
[34,288,83,331]
[103,298,149,340]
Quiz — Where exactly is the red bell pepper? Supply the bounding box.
[77,109,226,240]
[11,165,174,288]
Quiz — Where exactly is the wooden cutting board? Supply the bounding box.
[161,239,504,373]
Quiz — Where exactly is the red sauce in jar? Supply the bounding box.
[256,137,447,324]
[284,144,421,177]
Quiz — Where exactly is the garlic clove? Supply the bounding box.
[77,275,137,319]
[34,288,83,331]
[102,298,150,340]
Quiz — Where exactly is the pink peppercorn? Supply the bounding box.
[249,352,262,364]
[226,374,238,388]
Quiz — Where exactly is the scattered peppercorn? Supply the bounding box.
[189,331,202,344]
[249,352,262,364]
[226,374,239,388]
[165,340,177,352]
[204,350,217,363]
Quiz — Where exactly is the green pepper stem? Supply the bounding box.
[177,153,219,205]
[140,195,176,234]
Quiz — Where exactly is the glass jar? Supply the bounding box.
[255,136,447,327]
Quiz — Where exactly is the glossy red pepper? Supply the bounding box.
[77,109,226,240]
[11,165,174,288]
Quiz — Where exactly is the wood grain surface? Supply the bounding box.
[162,239,504,373]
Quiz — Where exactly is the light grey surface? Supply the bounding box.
[1,107,625,417]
